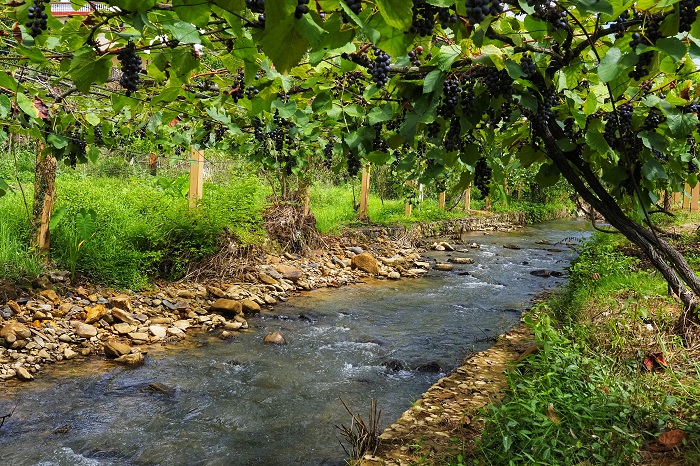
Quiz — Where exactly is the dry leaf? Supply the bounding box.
[659,429,686,448]
[642,357,654,371]
[546,403,560,424]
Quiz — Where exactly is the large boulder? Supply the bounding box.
[263,331,286,345]
[274,264,303,282]
[111,308,140,326]
[109,296,133,313]
[240,299,261,314]
[114,352,144,366]
[210,298,243,315]
[0,321,32,343]
[85,304,107,324]
[75,323,98,338]
[103,340,132,358]
[351,252,380,275]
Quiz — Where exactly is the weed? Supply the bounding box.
[336,398,382,462]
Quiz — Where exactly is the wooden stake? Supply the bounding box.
[33,141,56,259]
[464,187,471,212]
[188,149,205,208]
[693,184,700,212]
[439,191,446,209]
[359,164,370,219]
[682,184,690,211]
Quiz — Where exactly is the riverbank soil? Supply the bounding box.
[373,324,537,465]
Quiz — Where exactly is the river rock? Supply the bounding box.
[103,340,131,358]
[6,300,21,314]
[1,321,32,344]
[431,243,445,251]
[64,348,78,359]
[55,302,72,318]
[109,296,133,313]
[210,298,242,315]
[75,323,97,338]
[347,246,364,255]
[149,325,167,339]
[177,290,196,299]
[503,244,521,250]
[111,308,140,326]
[274,265,302,282]
[388,271,401,280]
[263,331,286,345]
[16,366,34,381]
[206,286,226,298]
[258,273,279,285]
[128,332,150,342]
[450,257,474,264]
[351,253,380,275]
[39,289,60,305]
[438,241,455,251]
[173,320,190,330]
[434,263,453,271]
[240,299,261,314]
[85,304,107,324]
[114,352,144,366]
[414,261,431,269]
[224,321,243,331]
[530,269,563,278]
[113,322,135,334]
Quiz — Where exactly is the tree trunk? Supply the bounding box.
[32,142,56,261]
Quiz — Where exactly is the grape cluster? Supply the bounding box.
[537,90,558,127]
[323,141,334,168]
[629,50,653,80]
[407,46,424,67]
[643,108,664,131]
[438,77,460,118]
[253,118,265,142]
[410,2,439,36]
[611,10,630,38]
[679,0,699,32]
[372,123,389,152]
[528,0,568,30]
[246,0,264,14]
[117,42,142,93]
[26,0,50,38]
[368,48,391,88]
[93,126,103,146]
[437,8,459,29]
[604,104,640,154]
[465,0,503,25]
[477,67,513,99]
[295,0,310,19]
[347,153,361,177]
[520,54,537,79]
[683,103,700,113]
[345,0,362,15]
[214,125,227,142]
[246,85,258,99]
[443,118,462,152]
[474,157,492,198]
[427,121,441,139]
[68,131,86,169]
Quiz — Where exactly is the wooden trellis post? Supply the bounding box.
[188,149,204,208]
[682,184,690,210]
[439,191,446,209]
[358,164,370,219]
[464,187,471,212]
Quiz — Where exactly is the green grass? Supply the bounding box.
[47,173,266,289]
[0,191,43,280]
[472,230,700,466]
[311,183,478,234]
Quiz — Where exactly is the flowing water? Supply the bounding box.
[0,220,589,466]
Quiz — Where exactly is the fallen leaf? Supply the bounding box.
[546,403,560,424]
[652,352,668,368]
[659,429,686,448]
[642,357,654,371]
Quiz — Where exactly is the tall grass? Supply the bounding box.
[49,173,266,289]
[0,191,43,279]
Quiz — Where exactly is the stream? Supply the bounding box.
[0,220,589,465]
